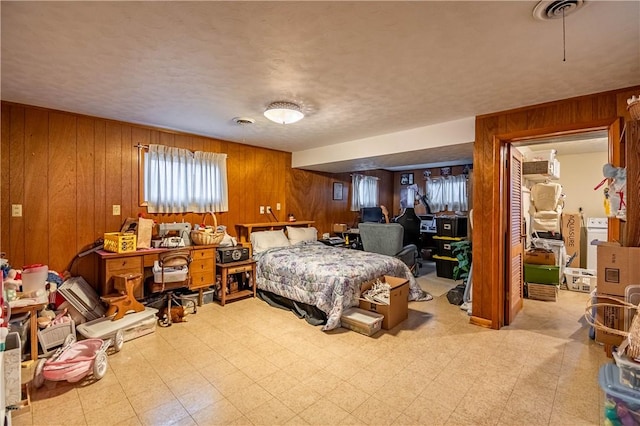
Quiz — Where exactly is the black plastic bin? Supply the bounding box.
[433,236,465,257]
[436,216,468,237]
[433,255,458,279]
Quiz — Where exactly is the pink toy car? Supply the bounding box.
[33,335,110,388]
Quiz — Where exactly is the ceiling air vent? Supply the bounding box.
[533,0,586,20]
[232,117,255,125]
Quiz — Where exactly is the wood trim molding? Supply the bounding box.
[471,86,638,330]
[470,316,493,329]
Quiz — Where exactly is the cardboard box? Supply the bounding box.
[595,293,627,347]
[562,213,581,268]
[358,275,409,330]
[524,248,556,265]
[597,243,640,297]
[333,223,348,233]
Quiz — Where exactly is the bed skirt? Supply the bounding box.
[257,289,327,326]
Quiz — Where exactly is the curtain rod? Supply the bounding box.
[134,144,228,157]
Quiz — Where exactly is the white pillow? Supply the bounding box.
[250,230,291,254]
[287,226,318,245]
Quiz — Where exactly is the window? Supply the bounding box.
[425,175,468,213]
[350,174,379,211]
[143,144,228,213]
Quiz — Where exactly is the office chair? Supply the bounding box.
[358,222,420,277]
[395,208,422,250]
[149,249,195,327]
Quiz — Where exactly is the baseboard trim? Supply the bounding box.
[470,316,493,329]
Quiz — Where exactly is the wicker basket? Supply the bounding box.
[629,99,640,121]
[190,212,225,245]
[585,294,640,358]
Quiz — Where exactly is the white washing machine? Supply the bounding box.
[586,217,608,270]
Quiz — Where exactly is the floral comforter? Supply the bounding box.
[254,241,431,330]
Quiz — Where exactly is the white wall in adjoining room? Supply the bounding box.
[556,151,609,221]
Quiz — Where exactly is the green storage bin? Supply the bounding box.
[524,263,560,285]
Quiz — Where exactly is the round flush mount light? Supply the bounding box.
[263,101,304,124]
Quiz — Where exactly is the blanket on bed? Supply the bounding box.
[254,241,432,330]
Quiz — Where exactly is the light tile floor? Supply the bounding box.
[12,268,609,426]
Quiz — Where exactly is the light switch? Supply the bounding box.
[11,204,22,217]
[112,205,121,215]
[276,203,281,211]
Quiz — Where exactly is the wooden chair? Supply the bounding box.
[150,249,194,327]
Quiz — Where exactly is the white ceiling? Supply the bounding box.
[2,1,639,172]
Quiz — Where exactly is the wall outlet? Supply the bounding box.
[276,203,281,211]
[266,206,272,214]
[112,204,121,215]
[11,204,22,217]
[259,206,265,214]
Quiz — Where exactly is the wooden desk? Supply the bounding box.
[215,259,256,306]
[10,302,47,362]
[96,245,218,303]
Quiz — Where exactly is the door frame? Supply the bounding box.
[494,118,621,327]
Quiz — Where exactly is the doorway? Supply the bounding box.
[509,130,608,327]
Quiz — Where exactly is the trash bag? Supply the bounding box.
[446,283,466,306]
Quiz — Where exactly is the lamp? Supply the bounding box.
[264,101,304,124]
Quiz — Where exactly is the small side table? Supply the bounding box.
[215,259,256,306]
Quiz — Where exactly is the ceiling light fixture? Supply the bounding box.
[264,101,304,124]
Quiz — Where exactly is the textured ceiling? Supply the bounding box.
[2,1,639,172]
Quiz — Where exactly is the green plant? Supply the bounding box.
[451,240,472,282]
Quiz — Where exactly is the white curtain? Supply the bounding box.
[350,174,379,211]
[145,144,228,213]
[426,175,468,213]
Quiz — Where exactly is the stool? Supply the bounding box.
[102,273,145,321]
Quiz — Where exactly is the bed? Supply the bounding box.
[237,222,432,331]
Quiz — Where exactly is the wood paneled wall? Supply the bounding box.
[472,85,640,330]
[1,102,291,288]
[287,169,394,235]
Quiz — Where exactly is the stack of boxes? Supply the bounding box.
[524,239,564,301]
[594,243,640,346]
[432,216,467,279]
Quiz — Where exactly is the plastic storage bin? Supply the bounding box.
[564,267,597,293]
[103,232,136,253]
[613,349,640,390]
[524,264,560,285]
[436,216,468,238]
[599,363,640,425]
[340,308,383,336]
[432,255,458,279]
[433,236,464,258]
[9,312,30,358]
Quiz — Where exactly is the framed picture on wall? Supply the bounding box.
[333,182,343,200]
[400,173,414,185]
